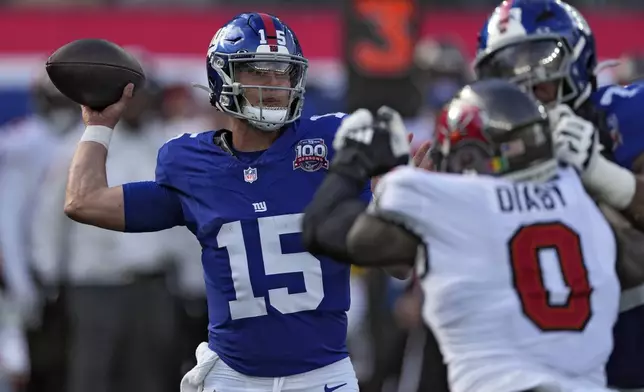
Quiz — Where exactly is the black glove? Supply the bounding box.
[330,106,411,182]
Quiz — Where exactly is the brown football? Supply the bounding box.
[45,38,146,111]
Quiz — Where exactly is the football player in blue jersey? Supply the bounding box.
[62,12,370,392]
[474,0,644,389]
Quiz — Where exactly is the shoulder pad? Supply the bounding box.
[299,112,347,136]
[309,112,348,122]
[293,112,348,156]
[156,131,212,187]
[590,84,644,170]
[592,84,644,108]
[158,132,199,167]
[163,132,201,146]
[375,166,423,196]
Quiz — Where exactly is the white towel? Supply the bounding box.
[180,342,219,392]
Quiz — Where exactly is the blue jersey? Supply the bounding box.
[154,113,370,377]
[591,83,644,170]
[591,83,644,388]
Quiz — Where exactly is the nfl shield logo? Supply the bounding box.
[244,167,258,183]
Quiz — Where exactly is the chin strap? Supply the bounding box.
[192,83,212,94]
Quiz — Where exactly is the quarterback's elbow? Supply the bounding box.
[63,191,126,232]
[64,197,79,219]
[63,196,86,223]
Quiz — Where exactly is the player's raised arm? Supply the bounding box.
[64,85,133,230]
[65,85,183,233]
[303,166,420,267]
[64,148,124,230]
[303,107,421,267]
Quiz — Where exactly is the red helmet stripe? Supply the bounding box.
[258,13,278,46]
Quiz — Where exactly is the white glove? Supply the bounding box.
[550,104,635,209]
[550,104,599,173]
[180,342,218,392]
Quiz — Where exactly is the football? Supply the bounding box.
[45,38,146,111]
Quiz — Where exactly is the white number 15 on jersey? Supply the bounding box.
[217,213,324,320]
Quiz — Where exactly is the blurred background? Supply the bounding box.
[0,1,643,392]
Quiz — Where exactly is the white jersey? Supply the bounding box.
[371,166,620,392]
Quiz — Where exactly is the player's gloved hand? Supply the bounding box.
[550,104,636,209]
[331,106,410,182]
[550,104,600,173]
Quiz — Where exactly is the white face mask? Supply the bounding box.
[241,104,289,132]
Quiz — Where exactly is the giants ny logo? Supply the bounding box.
[293,138,329,172]
[252,201,267,213]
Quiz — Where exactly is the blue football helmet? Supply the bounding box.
[205,13,308,131]
[474,0,597,109]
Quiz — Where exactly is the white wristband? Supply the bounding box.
[584,155,636,210]
[80,125,113,149]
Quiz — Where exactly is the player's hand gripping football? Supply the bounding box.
[81,83,134,129]
[331,106,411,181]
